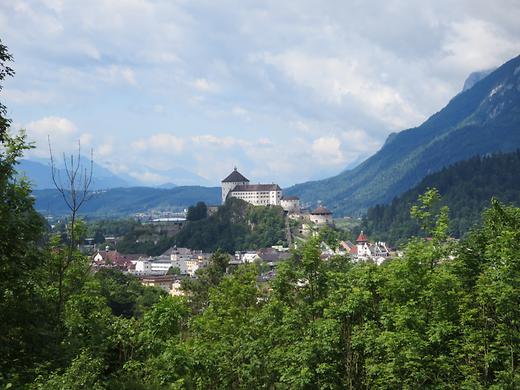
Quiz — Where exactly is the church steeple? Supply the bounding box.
[356,231,368,243]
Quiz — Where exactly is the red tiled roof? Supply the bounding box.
[356,231,368,243]
[340,241,354,250]
[311,206,332,215]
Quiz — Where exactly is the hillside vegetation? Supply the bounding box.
[362,150,520,245]
[288,54,520,215]
[173,197,287,252]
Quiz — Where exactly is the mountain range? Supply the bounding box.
[17,158,212,189]
[18,159,129,190]
[26,55,520,217]
[287,54,520,215]
[33,186,220,217]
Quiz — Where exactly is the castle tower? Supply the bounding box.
[356,231,368,243]
[356,231,369,258]
[221,167,249,204]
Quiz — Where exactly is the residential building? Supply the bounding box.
[139,275,177,293]
[349,231,390,265]
[235,251,261,264]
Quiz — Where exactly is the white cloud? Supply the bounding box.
[97,142,113,157]
[192,78,219,93]
[311,136,345,166]
[128,171,169,185]
[4,89,55,104]
[95,65,137,85]
[79,132,93,146]
[153,104,165,114]
[258,50,424,130]
[22,116,95,159]
[341,129,380,154]
[191,134,249,148]
[4,0,520,186]
[132,133,185,153]
[440,18,519,74]
[26,116,77,137]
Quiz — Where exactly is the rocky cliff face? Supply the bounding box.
[462,68,496,92]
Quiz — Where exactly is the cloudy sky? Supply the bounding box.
[1,0,520,186]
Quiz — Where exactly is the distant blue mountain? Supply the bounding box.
[159,167,213,186]
[17,159,129,190]
[33,186,221,217]
[156,182,178,189]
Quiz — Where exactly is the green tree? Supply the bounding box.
[181,249,230,313]
[455,200,520,388]
[93,229,105,244]
[0,38,14,142]
[187,201,207,221]
[0,131,53,386]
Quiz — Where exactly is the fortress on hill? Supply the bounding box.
[221,167,282,206]
[221,167,334,226]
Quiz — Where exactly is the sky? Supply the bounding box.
[1,0,520,187]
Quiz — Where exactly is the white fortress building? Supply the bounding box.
[221,167,282,206]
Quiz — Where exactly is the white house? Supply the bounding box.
[235,251,261,263]
[350,231,390,265]
[151,257,173,274]
[133,259,152,275]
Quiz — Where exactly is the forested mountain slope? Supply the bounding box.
[362,150,520,245]
[287,54,520,215]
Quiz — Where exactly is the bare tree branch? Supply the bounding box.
[48,136,94,315]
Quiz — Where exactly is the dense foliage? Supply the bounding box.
[186,201,207,221]
[5,128,520,388]
[363,151,520,245]
[173,197,287,252]
[288,54,520,215]
[114,221,180,256]
[0,38,14,142]
[4,41,520,388]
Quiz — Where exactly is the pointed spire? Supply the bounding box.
[356,231,368,243]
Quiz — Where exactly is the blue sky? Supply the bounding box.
[2,0,520,186]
